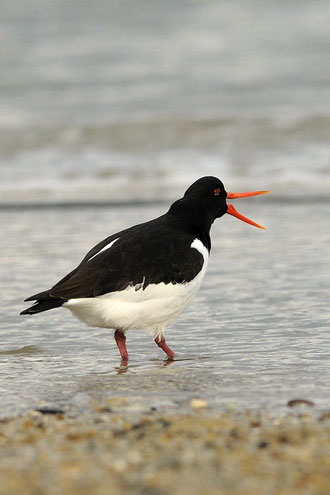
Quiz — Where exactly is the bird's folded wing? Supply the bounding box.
[48,233,204,300]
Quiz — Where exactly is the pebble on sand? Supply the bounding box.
[190,399,208,410]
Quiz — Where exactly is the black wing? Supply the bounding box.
[21,216,205,316]
[48,219,203,300]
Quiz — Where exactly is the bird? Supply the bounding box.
[21,176,268,364]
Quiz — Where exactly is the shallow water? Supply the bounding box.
[1,200,329,417]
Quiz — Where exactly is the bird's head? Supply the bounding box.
[183,176,269,229]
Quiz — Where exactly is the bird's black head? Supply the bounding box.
[168,177,229,248]
[169,176,269,238]
[183,176,228,220]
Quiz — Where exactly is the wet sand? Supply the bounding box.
[1,400,329,495]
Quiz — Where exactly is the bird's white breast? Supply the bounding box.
[64,238,209,337]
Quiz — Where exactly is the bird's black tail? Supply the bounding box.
[20,293,65,315]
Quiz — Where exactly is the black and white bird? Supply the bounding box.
[21,176,268,363]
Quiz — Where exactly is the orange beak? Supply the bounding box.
[226,190,270,229]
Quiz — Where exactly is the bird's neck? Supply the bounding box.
[168,199,213,251]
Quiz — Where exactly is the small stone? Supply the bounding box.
[104,396,129,407]
[95,406,113,413]
[113,459,127,472]
[190,399,208,410]
[250,420,261,428]
[28,410,43,418]
[35,408,65,415]
[287,399,315,408]
[319,411,330,422]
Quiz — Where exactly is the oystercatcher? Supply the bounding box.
[21,176,268,363]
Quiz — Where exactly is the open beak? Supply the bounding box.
[226,190,270,230]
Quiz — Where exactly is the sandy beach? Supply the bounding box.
[1,400,329,495]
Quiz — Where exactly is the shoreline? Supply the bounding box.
[1,400,329,495]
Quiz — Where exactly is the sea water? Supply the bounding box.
[1,0,330,205]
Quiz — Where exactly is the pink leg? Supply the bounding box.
[114,330,128,363]
[154,336,176,360]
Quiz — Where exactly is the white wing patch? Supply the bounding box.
[88,237,120,261]
[190,238,208,260]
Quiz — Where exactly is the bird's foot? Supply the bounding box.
[117,359,128,374]
[163,358,176,367]
[114,330,128,361]
[154,336,176,360]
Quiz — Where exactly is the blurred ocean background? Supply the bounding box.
[1,0,330,417]
[1,0,330,203]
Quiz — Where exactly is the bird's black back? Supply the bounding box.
[21,175,227,314]
[23,213,206,307]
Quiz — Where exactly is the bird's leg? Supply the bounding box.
[114,330,128,364]
[154,336,176,360]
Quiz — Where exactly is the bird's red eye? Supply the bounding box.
[213,188,221,196]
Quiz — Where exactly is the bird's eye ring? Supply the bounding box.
[213,188,221,196]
